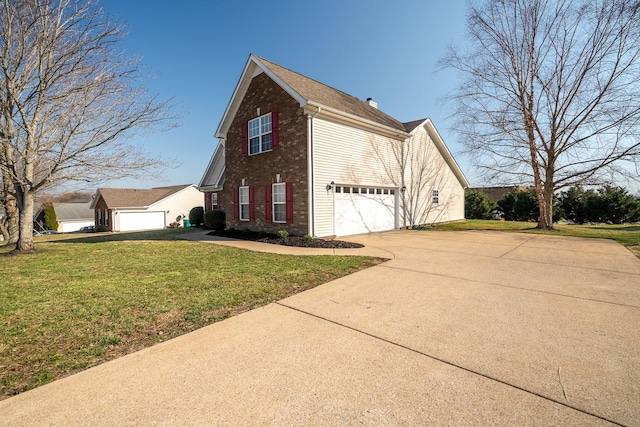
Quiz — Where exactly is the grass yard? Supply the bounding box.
[428,220,640,258]
[0,229,382,400]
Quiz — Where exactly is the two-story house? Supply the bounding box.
[199,55,469,237]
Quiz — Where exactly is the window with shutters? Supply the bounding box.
[272,183,286,223]
[104,210,109,226]
[211,192,219,210]
[248,113,272,155]
[239,186,250,221]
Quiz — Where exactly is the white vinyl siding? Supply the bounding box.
[312,118,399,237]
[311,117,466,236]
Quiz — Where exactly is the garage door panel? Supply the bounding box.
[335,190,396,236]
[118,211,165,232]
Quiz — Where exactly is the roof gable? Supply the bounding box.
[92,184,194,209]
[216,55,408,139]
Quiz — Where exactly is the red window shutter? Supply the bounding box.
[249,186,255,221]
[233,187,239,220]
[241,122,248,156]
[265,184,272,222]
[271,110,279,149]
[286,182,293,223]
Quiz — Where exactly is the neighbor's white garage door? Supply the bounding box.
[118,211,166,232]
[334,186,397,236]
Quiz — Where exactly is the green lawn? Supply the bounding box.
[428,220,640,257]
[0,229,381,399]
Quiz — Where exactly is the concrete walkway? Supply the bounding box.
[1,230,639,426]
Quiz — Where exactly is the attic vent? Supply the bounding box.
[366,98,378,109]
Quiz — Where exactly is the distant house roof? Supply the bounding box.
[52,201,94,221]
[92,184,194,209]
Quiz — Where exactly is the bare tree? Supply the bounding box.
[441,0,640,229]
[0,0,177,251]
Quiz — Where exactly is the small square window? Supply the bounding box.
[335,186,341,193]
[368,188,375,195]
[376,188,382,194]
[361,188,368,194]
[390,189,395,195]
[352,188,359,194]
[344,187,350,193]
[383,189,389,195]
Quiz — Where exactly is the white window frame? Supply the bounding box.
[248,113,272,155]
[97,209,102,226]
[104,209,109,226]
[432,189,439,204]
[239,186,250,221]
[272,183,286,223]
[211,192,219,210]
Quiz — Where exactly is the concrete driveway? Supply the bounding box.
[1,230,639,426]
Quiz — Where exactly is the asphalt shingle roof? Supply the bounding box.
[97,185,192,209]
[256,56,408,133]
[52,202,94,221]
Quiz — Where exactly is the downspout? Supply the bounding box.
[307,107,321,237]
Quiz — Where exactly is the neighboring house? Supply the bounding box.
[199,55,469,237]
[91,184,203,232]
[52,201,94,232]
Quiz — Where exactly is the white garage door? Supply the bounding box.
[334,186,397,236]
[118,211,166,232]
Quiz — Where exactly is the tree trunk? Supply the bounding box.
[536,186,555,230]
[15,186,34,252]
[2,176,19,244]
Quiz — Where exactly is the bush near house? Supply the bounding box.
[43,205,58,231]
[495,188,563,222]
[465,190,497,219]
[188,206,204,227]
[204,210,226,231]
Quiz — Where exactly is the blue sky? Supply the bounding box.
[102,0,471,189]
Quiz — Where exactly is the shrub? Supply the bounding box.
[277,229,289,238]
[558,185,640,224]
[465,190,497,219]
[498,189,539,221]
[43,205,58,231]
[188,206,204,227]
[204,210,226,230]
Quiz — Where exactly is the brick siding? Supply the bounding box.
[223,72,309,235]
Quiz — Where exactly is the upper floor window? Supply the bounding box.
[249,113,272,155]
[432,189,439,204]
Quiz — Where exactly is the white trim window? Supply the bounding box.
[432,189,439,204]
[97,209,102,226]
[104,209,109,226]
[211,192,219,210]
[239,186,250,221]
[249,113,272,155]
[272,183,286,223]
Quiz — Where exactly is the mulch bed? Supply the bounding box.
[206,230,363,249]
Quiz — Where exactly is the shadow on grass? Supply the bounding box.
[589,225,640,232]
[45,228,204,244]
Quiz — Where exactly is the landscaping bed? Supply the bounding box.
[206,229,364,249]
